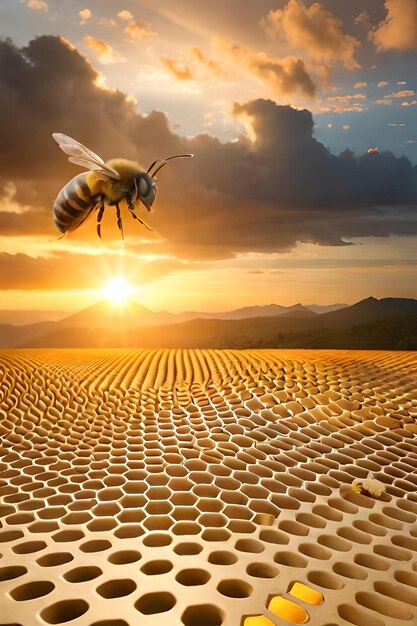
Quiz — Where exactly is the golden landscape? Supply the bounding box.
[1,349,417,626]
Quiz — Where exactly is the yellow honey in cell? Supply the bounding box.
[268,596,309,624]
[244,615,275,626]
[289,582,324,605]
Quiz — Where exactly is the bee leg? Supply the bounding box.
[115,202,124,240]
[96,199,105,239]
[129,209,154,232]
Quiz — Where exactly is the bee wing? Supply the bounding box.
[52,133,120,180]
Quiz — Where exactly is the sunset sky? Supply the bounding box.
[0,0,416,314]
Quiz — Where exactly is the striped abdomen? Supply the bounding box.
[53,173,100,233]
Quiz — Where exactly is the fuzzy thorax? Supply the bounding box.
[86,159,146,203]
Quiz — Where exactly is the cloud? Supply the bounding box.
[384,89,415,99]
[162,58,194,81]
[0,35,416,274]
[79,9,91,24]
[371,0,417,51]
[0,251,183,290]
[117,10,133,21]
[124,20,158,41]
[98,18,117,28]
[161,48,225,84]
[324,93,367,113]
[0,183,31,215]
[191,48,224,78]
[262,0,360,69]
[215,37,316,99]
[354,11,372,30]
[378,80,389,87]
[354,82,367,89]
[83,36,125,64]
[24,0,48,11]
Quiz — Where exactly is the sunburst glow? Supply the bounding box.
[103,277,132,305]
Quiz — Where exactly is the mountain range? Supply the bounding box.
[0,297,416,349]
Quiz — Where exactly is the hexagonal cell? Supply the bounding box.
[0,530,24,543]
[135,591,176,615]
[52,529,85,543]
[172,506,200,521]
[174,542,203,555]
[143,516,174,531]
[181,604,225,626]
[10,580,55,601]
[12,540,47,554]
[273,552,308,568]
[64,566,103,583]
[217,579,253,598]
[119,495,147,510]
[40,599,89,624]
[235,539,265,554]
[113,525,144,539]
[246,562,279,579]
[0,565,27,581]
[172,522,202,536]
[141,560,173,575]
[267,595,309,624]
[145,486,172,500]
[96,578,137,598]
[142,532,173,547]
[92,502,121,517]
[80,539,112,553]
[87,518,118,532]
[36,552,74,567]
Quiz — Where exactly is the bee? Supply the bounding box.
[351,473,386,498]
[52,133,193,239]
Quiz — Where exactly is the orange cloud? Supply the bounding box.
[191,48,224,78]
[117,10,133,21]
[323,93,367,113]
[215,37,316,99]
[371,0,417,51]
[124,20,158,40]
[384,89,415,99]
[263,0,360,69]
[162,58,194,81]
[355,11,372,30]
[83,36,125,64]
[25,0,48,11]
[79,8,91,23]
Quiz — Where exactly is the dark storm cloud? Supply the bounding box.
[0,35,417,263]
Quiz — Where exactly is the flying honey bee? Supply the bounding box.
[52,133,193,239]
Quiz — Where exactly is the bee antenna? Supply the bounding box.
[147,154,193,178]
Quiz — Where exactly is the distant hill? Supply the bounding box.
[2,296,416,350]
[305,303,348,315]
[0,310,68,326]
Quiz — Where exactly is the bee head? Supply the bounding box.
[134,173,156,212]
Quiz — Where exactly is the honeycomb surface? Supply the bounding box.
[1,348,417,626]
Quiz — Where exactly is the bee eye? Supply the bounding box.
[138,176,150,197]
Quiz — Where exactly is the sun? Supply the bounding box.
[103,277,132,305]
